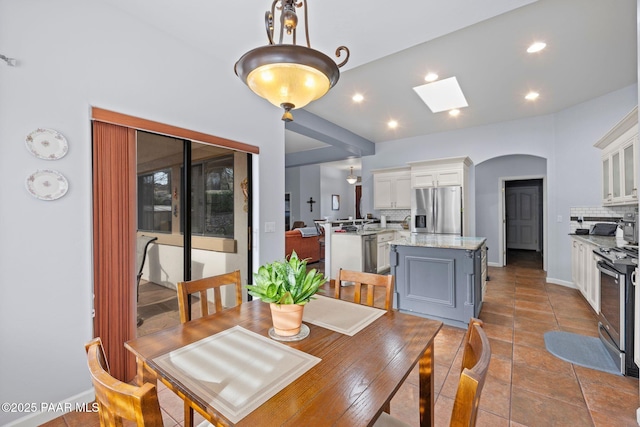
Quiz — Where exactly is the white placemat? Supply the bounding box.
[303,295,386,336]
[153,326,320,424]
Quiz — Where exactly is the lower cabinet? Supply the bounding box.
[390,244,482,328]
[377,231,395,273]
[570,237,600,312]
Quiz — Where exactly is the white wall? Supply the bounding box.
[0,1,284,425]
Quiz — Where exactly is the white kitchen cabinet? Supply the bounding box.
[395,230,410,240]
[372,167,411,209]
[570,237,600,313]
[595,107,638,206]
[376,231,395,273]
[408,156,472,236]
[408,156,471,188]
[411,169,462,188]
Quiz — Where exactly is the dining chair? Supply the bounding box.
[374,317,491,427]
[176,270,242,427]
[85,337,164,427]
[335,269,394,310]
[177,270,242,324]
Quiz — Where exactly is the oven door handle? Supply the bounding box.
[597,261,620,279]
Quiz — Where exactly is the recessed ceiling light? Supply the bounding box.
[413,76,468,113]
[388,120,398,129]
[424,72,439,82]
[449,109,460,117]
[527,42,546,53]
[525,91,539,100]
[352,93,364,103]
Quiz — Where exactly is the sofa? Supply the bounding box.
[285,228,323,263]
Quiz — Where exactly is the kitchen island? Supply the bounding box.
[389,234,487,328]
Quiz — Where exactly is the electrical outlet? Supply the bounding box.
[557,215,563,223]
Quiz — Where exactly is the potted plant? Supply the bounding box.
[246,251,326,336]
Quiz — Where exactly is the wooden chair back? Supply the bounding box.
[450,319,492,427]
[373,318,491,427]
[85,337,163,427]
[335,269,394,310]
[177,270,242,323]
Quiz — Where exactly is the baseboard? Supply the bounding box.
[3,388,95,427]
[487,262,502,267]
[636,407,640,425]
[546,277,575,289]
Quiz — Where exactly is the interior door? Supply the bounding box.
[506,186,539,250]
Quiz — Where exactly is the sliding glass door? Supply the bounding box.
[136,132,248,335]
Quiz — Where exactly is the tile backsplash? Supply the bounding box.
[569,206,637,233]
[377,209,411,222]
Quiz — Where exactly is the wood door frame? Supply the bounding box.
[498,175,547,270]
[91,107,258,381]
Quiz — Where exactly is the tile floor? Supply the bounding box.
[43,250,640,426]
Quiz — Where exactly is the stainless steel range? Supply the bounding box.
[593,245,638,377]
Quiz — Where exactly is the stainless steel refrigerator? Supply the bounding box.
[411,186,462,235]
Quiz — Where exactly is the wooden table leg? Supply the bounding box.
[135,358,157,387]
[418,341,435,427]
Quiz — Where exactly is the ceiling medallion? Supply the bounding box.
[235,0,350,122]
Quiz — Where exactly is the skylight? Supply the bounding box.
[413,76,468,113]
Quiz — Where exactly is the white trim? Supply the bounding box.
[4,388,95,427]
[545,277,575,288]
[487,261,502,268]
[498,174,547,272]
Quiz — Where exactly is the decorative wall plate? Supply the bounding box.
[25,128,68,160]
[25,169,69,201]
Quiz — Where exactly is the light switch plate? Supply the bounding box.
[265,222,276,233]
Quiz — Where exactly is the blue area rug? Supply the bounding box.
[544,331,621,376]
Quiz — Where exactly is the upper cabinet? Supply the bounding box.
[372,167,411,209]
[408,156,472,188]
[595,107,638,206]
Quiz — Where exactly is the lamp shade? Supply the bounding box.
[235,45,340,111]
[346,167,357,184]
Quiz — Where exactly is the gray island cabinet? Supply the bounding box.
[389,235,487,328]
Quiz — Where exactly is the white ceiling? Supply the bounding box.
[102,0,637,171]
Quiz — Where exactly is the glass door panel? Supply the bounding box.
[603,157,610,200]
[136,131,184,336]
[612,152,621,198]
[624,143,635,197]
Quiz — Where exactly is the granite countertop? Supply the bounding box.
[388,234,486,251]
[568,234,621,248]
[333,227,406,236]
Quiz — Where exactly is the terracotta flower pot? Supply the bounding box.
[269,303,304,336]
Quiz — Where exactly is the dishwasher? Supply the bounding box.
[362,234,378,273]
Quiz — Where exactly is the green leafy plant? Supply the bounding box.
[246,251,327,305]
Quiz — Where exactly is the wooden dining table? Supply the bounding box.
[125,298,443,427]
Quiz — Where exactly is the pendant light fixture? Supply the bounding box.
[346,166,357,184]
[234,0,350,122]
